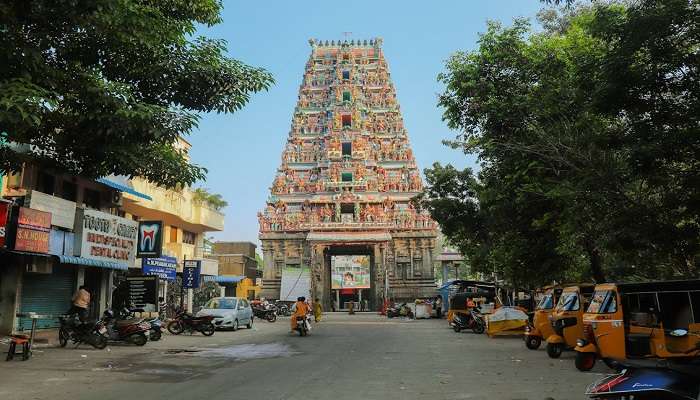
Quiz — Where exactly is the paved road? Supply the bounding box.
[0,313,608,400]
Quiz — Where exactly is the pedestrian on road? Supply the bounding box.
[313,298,323,322]
[69,285,90,321]
[291,296,309,332]
[363,299,369,312]
[348,301,355,315]
[435,296,443,319]
[331,298,336,312]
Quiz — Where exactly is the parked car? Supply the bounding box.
[196,297,253,331]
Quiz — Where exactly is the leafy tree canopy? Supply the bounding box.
[425,0,699,287]
[0,0,273,187]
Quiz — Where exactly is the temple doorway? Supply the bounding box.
[324,245,375,311]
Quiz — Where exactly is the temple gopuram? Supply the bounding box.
[259,38,437,310]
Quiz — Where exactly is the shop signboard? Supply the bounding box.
[15,207,51,253]
[126,275,158,311]
[331,255,370,289]
[27,190,76,229]
[182,260,201,288]
[0,200,10,248]
[136,220,163,258]
[142,256,177,281]
[74,208,138,266]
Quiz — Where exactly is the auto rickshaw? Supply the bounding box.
[524,285,563,350]
[446,280,498,325]
[544,284,594,358]
[574,279,700,371]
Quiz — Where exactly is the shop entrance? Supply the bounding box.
[325,245,375,311]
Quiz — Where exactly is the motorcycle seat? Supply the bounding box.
[115,318,142,327]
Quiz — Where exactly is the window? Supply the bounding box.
[38,172,55,195]
[62,181,77,201]
[343,91,351,102]
[342,70,350,80]
[83,188,101,210]
[537,294,554,310]
[183,230,196,245]
[588,290,617,313]
[342,114,351,127]
[658,291,693,329]
[396,262,409,280]
[342,142,352,156]
[341,173,353,182]
[623,292,660,327]
[169,226,178,243]
[340,203,354,214]
[557,292,580,311]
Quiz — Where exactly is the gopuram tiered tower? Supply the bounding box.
[258,38,437,310]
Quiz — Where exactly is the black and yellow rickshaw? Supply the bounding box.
[574,279,700,371]
[544,284,594,358]
[446,280,498,324]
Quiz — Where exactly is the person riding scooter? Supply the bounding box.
[290,296,310,332]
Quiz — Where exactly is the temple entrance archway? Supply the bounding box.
[323,245,376,311]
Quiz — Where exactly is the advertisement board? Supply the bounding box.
[126,275,159,311]
[331,255,371,289]
[136,220,163,258]
[182,260,201,288]
[0,200,10,248]
[279,265,311,301]
[27,190,76,229]
[15,207,51,253]
[142,256,177,281]
[74,208,138,265]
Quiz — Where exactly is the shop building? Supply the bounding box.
[210,241,259,298]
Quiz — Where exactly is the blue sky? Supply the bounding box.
[190,0,545,243]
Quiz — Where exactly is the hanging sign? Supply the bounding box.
[142,256,177,281]
[15,207,51,253]
[182,260,201,288]
[136,220,163,258]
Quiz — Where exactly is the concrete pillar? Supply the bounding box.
[187,288,193,313]
[0,263,21,335]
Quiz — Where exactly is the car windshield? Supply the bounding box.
[557,292,579,311]
[588,290,617,313]
[204,298,237,309]
[537,294,554,310]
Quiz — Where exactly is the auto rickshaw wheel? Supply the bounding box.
[575,352,596,371]
[546,342,563,358]
[453,324,461,333]
[525,336,542,350]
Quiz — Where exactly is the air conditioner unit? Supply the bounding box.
[102,190,123,207]
[25,263,52,274]
[112,191,123,207]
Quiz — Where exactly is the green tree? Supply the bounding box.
[426,0,699,286]
[0,1,273,187]
[192,187,228,211]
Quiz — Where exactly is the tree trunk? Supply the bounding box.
[583,239,606,283]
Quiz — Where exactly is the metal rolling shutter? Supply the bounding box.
[18,265,75,331]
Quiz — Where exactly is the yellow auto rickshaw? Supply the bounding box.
[446,280,498,325]
[574,279,700,371]
[524,285,562,350]
[544,284,594,358]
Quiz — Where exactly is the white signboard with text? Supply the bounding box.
[75,208,138,266]
[28,190,76,229]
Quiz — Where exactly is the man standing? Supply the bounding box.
[435,295,443,318]
[313,298,323,322]
[69,285,91,321]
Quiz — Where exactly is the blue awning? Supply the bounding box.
[215,275,246,284]
[56,255,129,271]
[96,176,152,201]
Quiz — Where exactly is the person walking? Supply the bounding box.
[313,298,323,322]
[331,298,337,312]
[435,295,443,319]
[348,300,355,315]
[69,285,91,321]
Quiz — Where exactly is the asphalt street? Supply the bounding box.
[0,313,608,400]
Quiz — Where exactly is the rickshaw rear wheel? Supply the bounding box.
[575,351,596,371]
[453,325,461,333]
[546,342,563,358]
[525,336,542,350]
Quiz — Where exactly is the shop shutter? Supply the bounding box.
[18,264,75,331]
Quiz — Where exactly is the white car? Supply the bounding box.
[196,297,253,331]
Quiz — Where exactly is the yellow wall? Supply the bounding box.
[235,278,260,299]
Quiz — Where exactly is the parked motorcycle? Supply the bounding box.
[294,315,311,336]
[167,310,216,336]
[586,364,700,400]
[451,309,485,334]
[387,303,414,319]
[58,315,108,349]
[121,308,163,341]
[275,301,291,317]
[100,309,150,346]
[252,305,277,322]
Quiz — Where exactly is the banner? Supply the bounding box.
[136,220,163,258]
[0,200,10,248]
[331,255,370,289]
[142,256,177,280]
[279,265,311,301]
[15,207,51,253]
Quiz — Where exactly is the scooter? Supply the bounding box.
[58,314,108,349]
[451,309,485,334]
[586,364,700,399]
[100,309,151,346]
